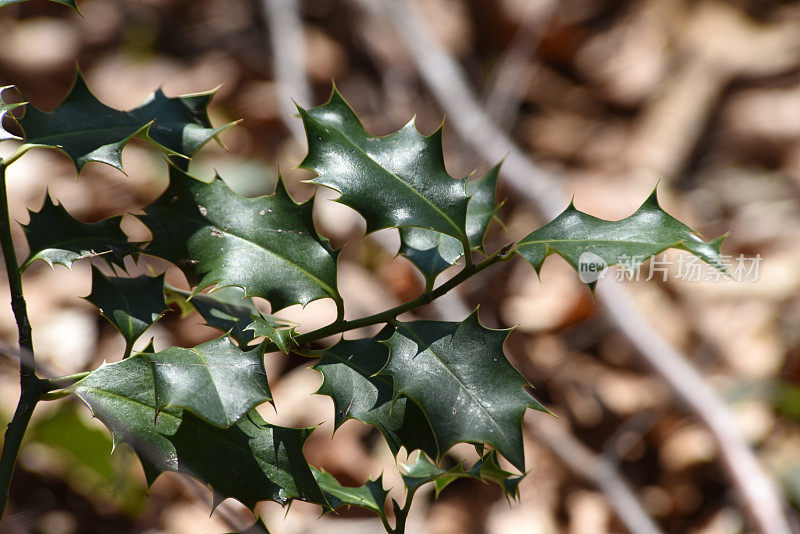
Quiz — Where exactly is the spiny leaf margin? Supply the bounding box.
[399,162,502,285]
[311,333,439,460]
[514,189,728,289]
[380,310,547,472]
[67,354,327,510]
[298,86,470,240]
[83,267,168,356]
[143,336,271,428]
[139,165,341,311]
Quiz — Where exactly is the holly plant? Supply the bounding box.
[0,69,726,534]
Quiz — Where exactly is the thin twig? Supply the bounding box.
[261,0,312,144]
[601,409,661,467]
[484,0,557,127]
[348,1,791,533]
[529,417,664,534]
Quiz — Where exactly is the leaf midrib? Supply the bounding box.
[309,114,466,239]
[150,346,269,426]
[74,385,296,487]
[222,231,337,298]
[394,327,512,444]
[154,205,338,299]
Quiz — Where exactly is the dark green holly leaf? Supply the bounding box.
[381,312,547,472]
[166,285,259,346]
[398,228,463,287]
[402,451,522,499]
[21,194,139,270]
[463,164,502,252]
[142,336,270,428]
[515,190,728,288]
[84,267,167,356]
[399,163,501,285]
[15,74,227,172]
[0,85,23,141]
[299,88,470,239]
[312,469,388,516]
[18,73,150,172]
[131,88,231,158]
[245,315,297,354]
[140,165,340,311]
[67,355,325,509]
[312,336,438,459]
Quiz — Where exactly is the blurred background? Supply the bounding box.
[1,0,800,532]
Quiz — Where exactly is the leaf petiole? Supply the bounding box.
[41,371,91,392]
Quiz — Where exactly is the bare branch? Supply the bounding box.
[261,0,311,145]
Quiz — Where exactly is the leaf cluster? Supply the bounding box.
[0,72,728,531]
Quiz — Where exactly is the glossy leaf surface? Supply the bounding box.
[313,335,438,459]
[312,469,388,515]
[515,191,727,287]
[401,454,476,495]
[399,164,501,284]
[140,166,340,311]
[84,267,167,355]
[68,355,324,509]
[16,73,225,171]
[299,88,470,238]
[143,336,270,428]
[21,195,138,270]
[382,312,547,471]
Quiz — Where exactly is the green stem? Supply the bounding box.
[460,236,474,269]
[391,485,418,534]
[379,511,394,534]
[40,390,71,401]
[41,371,91,392]
[334,296,345,323]
[0,144,39,169]
[0,161,44,519]
[289,242,514,349]
[423,276,435,294]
